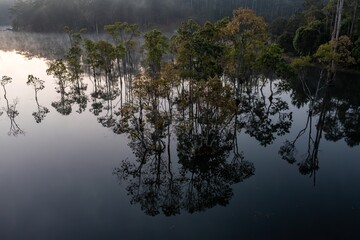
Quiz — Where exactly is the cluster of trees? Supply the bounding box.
[270,0,360,71]
[42,8,289,105]
[8,0,359,73]
[114,75,257,216]
[7,0,305,32]
[2,6,359,210]
[38,9,295,215]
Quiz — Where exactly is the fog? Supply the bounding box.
[0,0,305,32]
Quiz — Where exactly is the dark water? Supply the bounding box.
[0,45,360,240]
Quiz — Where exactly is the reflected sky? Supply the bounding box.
[0,50,360,239]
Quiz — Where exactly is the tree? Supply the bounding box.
[172,19,201,80]
[1,76,24,136]
[222,8,268,82]
[47,60,73,115]
[27,75,49,123]
[143,29,169,76]
[315,36,355,70]
[352,38,360,69]
[259,43,289,78]
[104,22,140,79]
[329,0,345,73]
[293,20,322,55]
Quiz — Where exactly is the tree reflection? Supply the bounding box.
[176,78,254,213]
[279,69,332,184]
[91,75,121,129]
[27,75,49,123]
[114,76,255,216]
[280,68,360,184]
[114,71,178,216]
[1,76,25,136]
[68,79,88,114]
[47,60,73,115]
[238,78,293,146]
[328,76,360,147]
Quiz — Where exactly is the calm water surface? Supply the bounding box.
[0,44,360,240]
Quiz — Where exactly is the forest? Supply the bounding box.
[7,0,305,32]
[3,1,359,71]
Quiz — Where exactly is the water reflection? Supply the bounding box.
[1,76,24,136]
[238,78,292,146]
[1,48,360,218]
[47,60,73,115]
[27,75,49,123]
[47,59,88,115]
[114,76,255,216]
[280,68,360,184]
[175,78,255,213]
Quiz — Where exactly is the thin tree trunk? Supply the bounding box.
[330,0,344,76]
[350,1,358,38]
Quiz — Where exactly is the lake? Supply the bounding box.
[0,32,360,240]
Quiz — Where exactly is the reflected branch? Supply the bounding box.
[1,76,25,136]
[27,75,49,123]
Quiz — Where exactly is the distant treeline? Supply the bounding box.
[9,0,306,32]
[0,0,12,25]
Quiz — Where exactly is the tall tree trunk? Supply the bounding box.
[350,0,358,38]
[329,0,344,77]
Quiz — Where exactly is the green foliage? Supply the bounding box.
[335,36,356,66]
[293,20,322,55]
[172,19,201,79]
[95,40,116,73]
[104,22,140,45]
[269,18,288,36]
[222,8,268,80]
[46,59,68,81]
[278,32,297,53]
[304,5,326,22]
[291,56,311,69]
[143,29,169,76]
[353,38,360,67]
[64,27,84,81]
[259,44,290,78]
[186,21,225,80]
[259,44,284,69]
[315,36,356,66]
[83,38,100,71]
[314,42,338,65]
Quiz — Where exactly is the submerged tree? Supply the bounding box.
[26,75,49,123]
[46,59,73,115]
[113,68,255,216]
[1,76,24,136]
[143,29,169,76]
[175,78,255,213]
[222,8,268,84]
[104,22,140,80]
